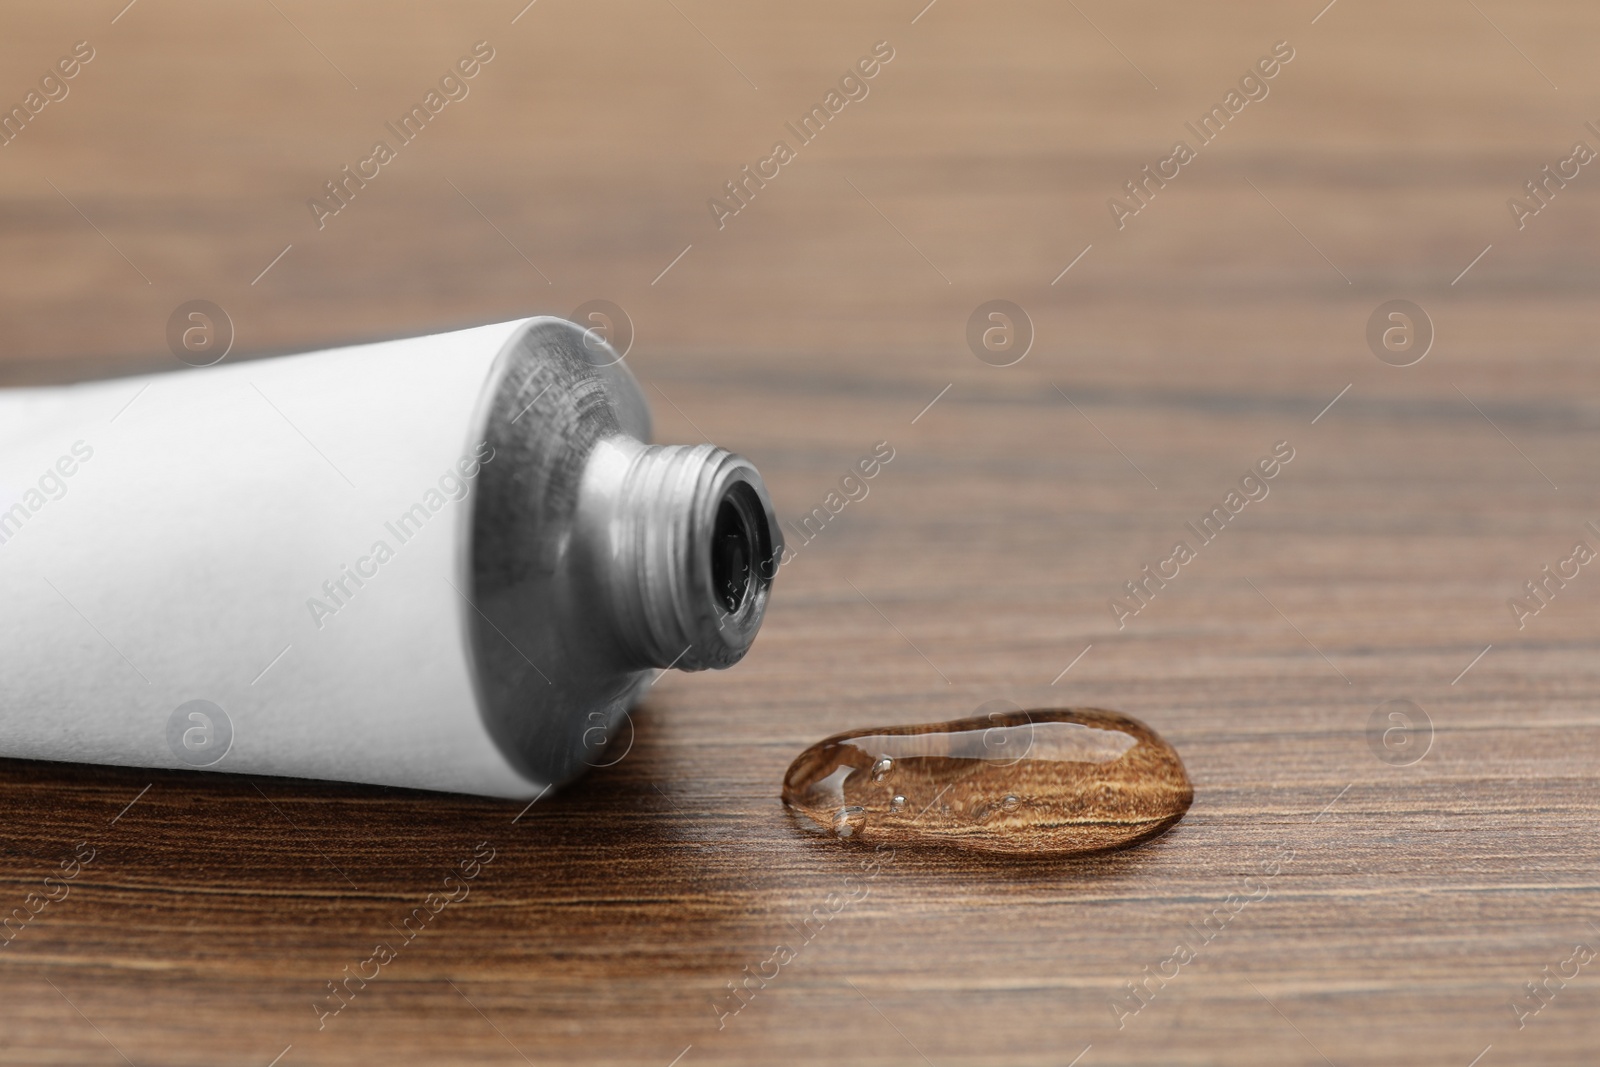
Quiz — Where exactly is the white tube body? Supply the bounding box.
[0,319,545,797]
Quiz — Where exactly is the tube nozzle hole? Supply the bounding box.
[711,493,755,615]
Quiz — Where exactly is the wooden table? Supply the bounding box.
[2,1,1597,1063]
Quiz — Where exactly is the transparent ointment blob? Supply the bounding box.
[781,709,1193,855]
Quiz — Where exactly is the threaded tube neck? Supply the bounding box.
[576,438,780,671]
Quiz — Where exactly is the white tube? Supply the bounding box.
[0,319,601,797]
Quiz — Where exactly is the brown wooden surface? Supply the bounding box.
[2,1,1599,1064]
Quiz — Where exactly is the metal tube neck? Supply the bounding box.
[576,437,780,671]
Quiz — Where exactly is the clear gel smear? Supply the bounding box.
[781,709,1193,856]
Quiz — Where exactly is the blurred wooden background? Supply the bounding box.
[2,1,1598,1064]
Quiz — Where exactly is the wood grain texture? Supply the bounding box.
[2,1,1599,1064]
